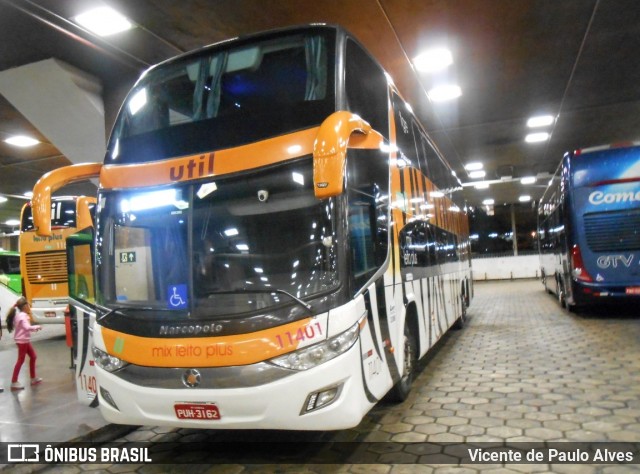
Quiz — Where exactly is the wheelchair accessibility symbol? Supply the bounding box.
[167,284,188,309]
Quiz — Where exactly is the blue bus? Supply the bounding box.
[538,143,640,310]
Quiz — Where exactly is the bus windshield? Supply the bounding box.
[107,29,335,164]
[21,199,77,231]
[95,160,339,318]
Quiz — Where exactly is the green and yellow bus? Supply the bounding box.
[20,196,95,323]
[0,250,21,295]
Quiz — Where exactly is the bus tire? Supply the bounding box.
[388,321,417,402]
[453,306,466,329]
[556,279,566,308]
[453,287,467,329]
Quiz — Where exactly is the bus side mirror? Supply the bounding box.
[76,196,97,231]
[32,163,102,236]
[313,111,372,199]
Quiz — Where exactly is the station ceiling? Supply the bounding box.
[1,0,639,234]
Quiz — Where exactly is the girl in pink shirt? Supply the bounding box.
[6,297,42,390]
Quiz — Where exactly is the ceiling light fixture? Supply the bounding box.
[74,7,133,36]
[525,132,550,143]
[520,176,537,184]
[5,219,20,226]
[428,84,462,102]
[5,135,40,147]
[482,199,495,206]
[527,115,555,128]
[474,182,490,189]
[464,162,483,171]
[468,170,486,179]
[519,195,531,202]
[413,47,453,73]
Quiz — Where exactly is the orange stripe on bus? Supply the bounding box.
[101,317,316,368]
[100,128,318,189]
[99,127,383,190]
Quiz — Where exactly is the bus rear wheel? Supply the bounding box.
[556,279,566,308]
[453,284,467,329]
[388,322,417,402]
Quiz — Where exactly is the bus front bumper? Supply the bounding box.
[30,299,68,324]
[95,341,373,430]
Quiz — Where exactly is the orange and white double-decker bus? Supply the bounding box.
[33,25,471,430]
[20,196,95,323]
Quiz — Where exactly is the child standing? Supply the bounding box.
[6,297,42,390]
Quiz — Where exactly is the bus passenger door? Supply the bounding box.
[66,229,98,407]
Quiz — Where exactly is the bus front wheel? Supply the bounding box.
[388,322,417,402]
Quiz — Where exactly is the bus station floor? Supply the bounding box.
[0,323,127,444]
[1,279,639,472]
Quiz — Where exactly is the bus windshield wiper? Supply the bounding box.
[96,305,176,322]
[270,288,312,311]
[206,288,312,312]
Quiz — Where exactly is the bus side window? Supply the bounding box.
[391,92,418,167]
[436,228,449,265]
[349,195,377,282]
[400,221,434,272]
[345,39,389,138]
[418,135,431,177]
[347,146,389,293]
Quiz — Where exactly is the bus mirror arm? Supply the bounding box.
[32,163,103,237]
[313,111,372,199]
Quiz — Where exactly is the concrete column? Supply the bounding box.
[511,204,518,256]
[0,58,105,164]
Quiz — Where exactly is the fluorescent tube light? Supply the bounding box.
[527,115,554,128]
[414,48,453,73]
[428,84,462,102]
[525,132,550,143]
[464,162,483,171]
[74,7,133,36]
[5,135,39,147]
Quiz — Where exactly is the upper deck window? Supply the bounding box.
[21,200,77,231]
[108,29,336,164]
[345,39,389,138]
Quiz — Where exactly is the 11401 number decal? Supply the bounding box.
[275,322,323,349]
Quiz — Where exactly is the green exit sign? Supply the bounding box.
[119,251,136,263]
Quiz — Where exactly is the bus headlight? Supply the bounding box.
[92,347,128,372]
[269,322,359,371]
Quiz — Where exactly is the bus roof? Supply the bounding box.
[574,141,640,156]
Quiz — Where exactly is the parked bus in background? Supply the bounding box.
[538,143,640,311]
[66,228,99,407]
[20,196,95,324]
[0,250,21,295]
[32,25,471,430]
[0,250,22,316]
